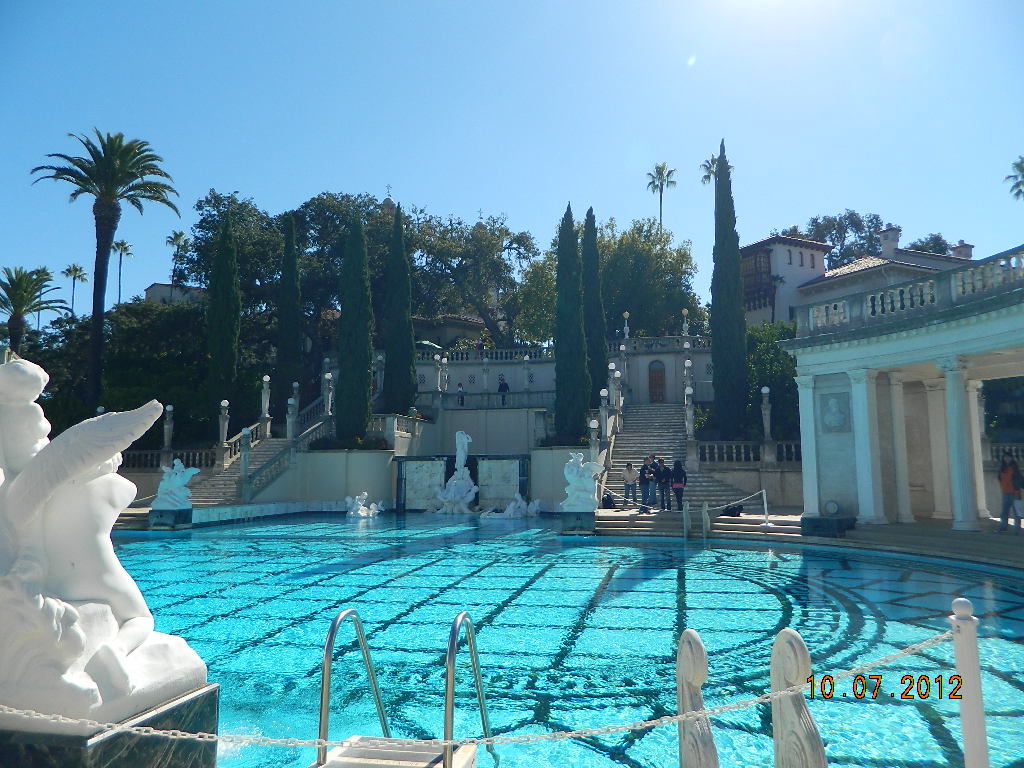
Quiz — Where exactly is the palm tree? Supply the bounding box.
[645,162,677,231]
[1006,155,1024,201]
[112,239,133,304]
[32,129,178,406]
[700,154,718,185]
[61,263,88,315]
[0,267,68,353]
[166,229,191,303]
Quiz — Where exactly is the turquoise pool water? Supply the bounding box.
[114,515,1024,768]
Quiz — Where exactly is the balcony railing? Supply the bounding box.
[697,441,762,464]
[437,390,556,409]
[796,248,1024,337]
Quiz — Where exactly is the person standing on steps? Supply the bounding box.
[671,459,687,512]
[622,462,638,505]
[997,451,1023,533]
[456,382,465,407]
[656,457,671,511]
[638,456,656,513]
[497,374,509,406]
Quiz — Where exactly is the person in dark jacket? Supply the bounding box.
[656,458,671,510]
[671,459,687,511]
[638,456,656,513]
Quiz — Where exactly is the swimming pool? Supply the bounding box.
[115,515,1024,768]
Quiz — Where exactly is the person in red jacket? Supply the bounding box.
[997,452,1023,533]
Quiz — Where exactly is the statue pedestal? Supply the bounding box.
[148,508,193,529]
[0,683,219,768]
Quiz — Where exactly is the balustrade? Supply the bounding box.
[775,442,802,462]
[697,441,761,464]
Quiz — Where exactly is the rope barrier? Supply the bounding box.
[0,629,952,750]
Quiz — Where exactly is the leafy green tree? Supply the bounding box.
[745,322,799,440]
[173,190,283,313]
[275,213,303,416]
[906,233,952,255]
[32,129,179,406]
[1006,156,1024,201]
[206,219,241,405]
[709,141,748,439]
[111,239,133,304]
[581,207,608,407]
[646,162,676,232]
[334,218,374,442]
[515,252,557,344]
[413,212,537,345]
[599,218,707,338]
[0,267,68,353]
[803,210,887,269]
[380,205,417,415]
[61,263,88,315]
[553,204,590,442]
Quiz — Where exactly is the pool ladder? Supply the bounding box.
[313,609,497,768]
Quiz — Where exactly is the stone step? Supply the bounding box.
[319,736,476,768]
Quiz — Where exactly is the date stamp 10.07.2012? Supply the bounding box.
[806,674,962,700]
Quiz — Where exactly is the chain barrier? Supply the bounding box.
[0,629,953,750]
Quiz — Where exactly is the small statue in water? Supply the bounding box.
[151,458,201,510]
[560,452,605,513]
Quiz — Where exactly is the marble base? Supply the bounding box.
[0,683,219,768]
[149,508,193,529]
[801,515,856,538]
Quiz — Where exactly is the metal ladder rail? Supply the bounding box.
[443,611,498,768]
[317,608,391,766]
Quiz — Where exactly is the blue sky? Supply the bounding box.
[1,0,1021,319]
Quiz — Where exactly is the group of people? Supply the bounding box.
[621,455,687,512]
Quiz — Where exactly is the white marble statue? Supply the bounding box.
[344,491,385,517]
[480,493,539,519]
[0,359,207,735]
[151,458,201,510]
[560,452,605,514]
[433,431,478,514]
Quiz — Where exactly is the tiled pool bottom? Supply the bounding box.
[114,515,1024,768]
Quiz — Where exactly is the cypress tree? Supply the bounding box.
[709,140,748,438]
[581,206,608,408]
[380,204,417,415]
[334,217,374,442]
[275,213,303,416]
[553,203,591,442]
[206,217,241,407]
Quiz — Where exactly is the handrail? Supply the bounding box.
[317,609,390,766]
[443,612,497,768]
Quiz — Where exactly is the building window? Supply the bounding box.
[787,249,793,265]
[799,251,804,267]
[811,253,816,269]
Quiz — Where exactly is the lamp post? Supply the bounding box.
[761,386,772,441]
[522,354,530,392]
[684,386,694,438]
[375,353,385,396]
[324,372,334,416]
[622,311,630,340]
[286,397,297,442]
[291,381,300,413]
[607,362,616,404]
[681,307,690,336]
[440,357,449,392]
[434,353,443,391]
[684,358,693,400]
[482,355,490,391]
[162,404,174,458]
[589,418,600,461]
[614,369,622,407]
[599,388,609,443]
[218,400,230,444]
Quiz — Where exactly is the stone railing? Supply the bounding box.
[120,447,219,471]
[441,390,556,410]
[245,419,332,502]
[796,248,1024,337]
[991,443,1024,462]
[697,441,762,464]
[413,346,553,362]
[609,335,710,354]
[775,441,802,462]
[296,395,325,431]
[223,419,268,468]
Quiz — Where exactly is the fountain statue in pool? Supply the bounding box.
[0,359,207,734]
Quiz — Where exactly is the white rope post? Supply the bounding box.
[949,598,990,768]
[761,489,771,530]
[682,501,690,539]
[701,502,709,542]
[240,427,252,503]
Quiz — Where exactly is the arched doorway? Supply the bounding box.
[648,360,666,403]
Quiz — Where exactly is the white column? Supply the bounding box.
[966,380,990,520]
[939,357,980,531]
[795,375,820,517]
[887,372,914,523]
[849,369,886,523]
[923,378,953,518]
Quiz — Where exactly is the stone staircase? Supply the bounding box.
[595,508,803,538]
[187,437,292,507]
[608,405,750,510]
